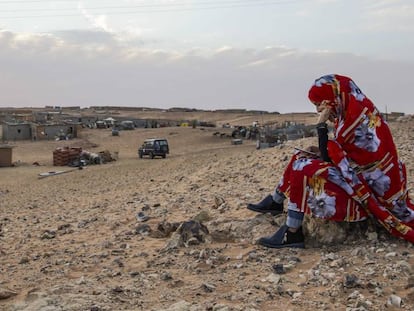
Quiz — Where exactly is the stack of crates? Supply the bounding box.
[53,147,82,166]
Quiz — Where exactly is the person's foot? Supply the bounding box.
[257,225,305,249]
[247,195,284,216]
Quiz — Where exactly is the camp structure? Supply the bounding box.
[0,144,13,167]
[1,122,32,141]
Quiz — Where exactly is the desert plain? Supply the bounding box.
[1,111,414,311]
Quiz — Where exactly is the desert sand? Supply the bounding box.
[1,112,414,311]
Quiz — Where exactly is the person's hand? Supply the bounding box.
[317,107,331,124]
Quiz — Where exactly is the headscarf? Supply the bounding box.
[308,74,368,120]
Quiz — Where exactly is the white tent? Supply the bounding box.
[103,117,116,125]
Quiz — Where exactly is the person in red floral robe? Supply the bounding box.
[247,74,414,248]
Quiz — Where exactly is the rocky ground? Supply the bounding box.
[1,115,414,311]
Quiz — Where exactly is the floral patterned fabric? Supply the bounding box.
[302,74,414,242]
[278,152,368,222]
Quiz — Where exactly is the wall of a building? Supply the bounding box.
[3,124,32,141]
[36,125,77,140]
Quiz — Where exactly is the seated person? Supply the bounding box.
[247,74,414,248]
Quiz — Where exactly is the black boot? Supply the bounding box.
[247,195,283,216]
[257,225,305,249]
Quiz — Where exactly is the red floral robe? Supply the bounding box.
[278,74,414,243]
[278,153,368,222]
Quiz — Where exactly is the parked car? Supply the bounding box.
[138,138,169,159]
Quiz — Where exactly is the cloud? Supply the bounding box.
[52,29,117,46]
[364,1,414,32]
[0,30,412,114]
[75,1,156,48]
[77,2,113,33]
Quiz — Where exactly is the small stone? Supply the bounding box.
[40,230,56,239]
[343,274,360,288]
[385,252,397,258]
[366,231,378,241]
[193,210,211,223]
[264,273,281,284]
[0,287,18,299]
[161,272,172,281]
[272,264,285,274]
[201,283,216,292]
[135,224,152,235]
[387,294,402,307]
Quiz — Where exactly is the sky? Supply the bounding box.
[0,0,413,114]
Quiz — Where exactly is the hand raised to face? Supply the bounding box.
[315,100,337,123]
[317,107,332,124]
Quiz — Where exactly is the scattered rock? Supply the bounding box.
[40,230,56,239]
[0,287,17,300]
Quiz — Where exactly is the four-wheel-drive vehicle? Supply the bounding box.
[138,138,169,159]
